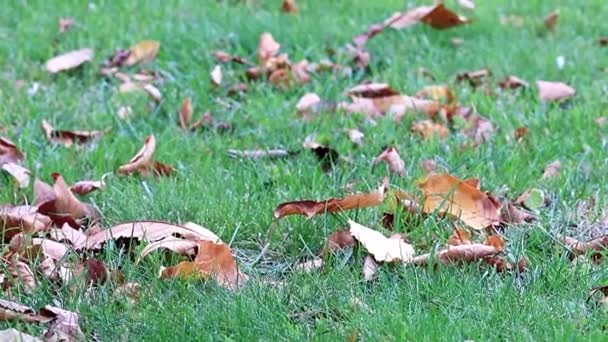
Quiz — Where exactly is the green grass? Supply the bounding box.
[2,0,608,340]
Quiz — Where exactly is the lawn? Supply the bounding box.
[1,0,608,340]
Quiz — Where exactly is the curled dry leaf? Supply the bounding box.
[281,0,298,14]
[536,80,575,102]
[501,202,537,224]
[0,205,52,236]
[35,173,97,227]
[117,135,173,176]
[143,84,162,103]
[1,162,31,188]
[542,160,561,179]
[411,243,500,266]
[274,178,388,220]
[139,237,199,258]
[411,120,449,140]
[564,235,608,259]
[210,65,222,86]
[179,98,193,129]
[418,173,501,230]
[362,255,378,281]
[41,305,85,342]
[41,120,102,147]
[45,48,94,73]
[447,227,471,246]
[349,220,414,263]
[373,147,406,177]
[7,259,37,292]
[85,221,220,250]
[498,75,529,90]
[124,40,160,66]
[69,179,105,195]
[258,33,281,66]
[0,137,25,165]
[0,299,53,323]
[544,10,558,31]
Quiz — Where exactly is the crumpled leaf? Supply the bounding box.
[34,173,97,227]
[45,48,94,73]
[411,120,449,139]
[0,299,53,323]
[349,220,414,263]
[281,0,298,14]
[302,134,339,171]
[501,202,537,224]
[41,120,102,147]
[372,146,406,177]
[1,162,31,188]
[160,240,247,290]
[536,80,575,102]
[41,306,85,342]
[69,179,105,195]
[418,173,501,230]
[124,40,160,67]
[117,135,173,176]
[0,137,25,166]
[0,328,41,342]
[411,243,500,266]
[274,178,388,220]
[85,221,220,250]
[542,160,561,179]
[258,33,281,66]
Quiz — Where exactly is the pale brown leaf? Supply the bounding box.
[139,237,199,258]
[0,137,24,166]
[0,299,53,323]
[179,98,193,129]
[69,179,105,195]
[258,33,281,66]
[117,135,173,176]
[46,48,94,73]
[373,146,406,177]
[210,65,222,86]
[536,80,575,102]
[411,243,500,266]
[124,40,160,66]
[7,259,37,292]
[411,120,449,139]
[447,227,471,246]
[41,306,85,342]
[349,220,414,263]
[457,0,475,10]
[0,205,52,236]
[1,163,30,188]
[0,328,41,342]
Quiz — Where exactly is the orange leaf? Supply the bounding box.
[124,40,160,66]
[179,98,193,129]
[420,4,470,29]
[418,173,501,230]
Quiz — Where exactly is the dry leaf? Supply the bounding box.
[35,173,97,226]
[296,93,321,117]
[457,0,475,10]
[346,129,364,146]
[536,80,575,102]
[501,202,536,224]
[415,85,455,103]
[212,51,252,65]
[85,221,220,250]
[41,306,85,342]
[384,6,435,29]
[341,83,438,118]
[0,299,53,323]
[0,328,41,342]
[372,147,406,177]
[349,220,414,263]
[58,18,74,33]
[498,75,529,89]
[179,98,193,129]
[210,65,222,86]
[362,255,378,281]
[48,223,87,247]
[456,69,491,87]
[293,258,323,273]
[117,135,173,176]
[143,84,162,103]
[418,173,501,230]
[542,160,561,179]
[321,229,356,255]
[1,163,30,188]
[281,0,298,14]
[46,48,94,73]
[258,33,281,66]
[227,149,295,159]
[544,10,558,31]
[420,4,470,29]
[0,205,52,236]
[411,243,500,266]
[41,120,102,147]
[447,227,471,246]
[564,235,608,259]
[274,178,388,220]
[69,179,105,195]
[124,40,160,66]
[7,259,37,292]
[139,237,199,258]
[411,120,449,139]
[0,137,24,166]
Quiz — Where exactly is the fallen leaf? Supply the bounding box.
[302,134,339,172]
[0,205,52,236]
[124,40,160,66]
[372,146,406,177]
[0,328,41,342]
[210,65,222,86]
[564,235,608,260]
[35,173,97,226]
[48,223,87,247]
[274,178,388,220]
[498,75,529,89]
[501,202,537,224]
[41,306,85,342]
[58,18,74,33]
[211,51,252,65]
[457,0,475,10]
[536,80,575,102]
[281,0,299,14]
[411,120,449,139]
[139,237,199,258]
[514,188,545,211]
[41,120,102,147]
[258,33,281,66]
[485,235,505,251]
[346,128,364,146]
[542,160,561,179]
[142,84,162,103]
[0,299,52,323]
[7,259,37,292]
[321,229,356,255]
[456,69,491,87]
[349,220,414,263]
[362,255,378,281]
[420,4,470,29]
[296,93,321,118]
[227,149,295,159]
[411,243,500,266]
[179,98,193,129]
[384,6,435,29]
[293,258,324,273]
[514,127,529,141]
[447,227,471,246]
[1,163,30,188]
[45,48,94,73]
[416,85,455,103]
[69,179,105,195]
[85,221,220,250]
[341,83,438,118]
[544,10,558,31]
[117,135,173,176]
[0,137,24,166]
[418,173,501,230]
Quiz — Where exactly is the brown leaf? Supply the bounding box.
[536,80,575,102]
[178,98,193,130]
[501,202,537,224]
[0,299,53,323]
[0,137,24,166]
[349,220,414,263]
[418,173,501,230]
[139,237,199,259]
[258,33,281,66]
[420,4,470,29]
[117,135,173,176]
[45,48,94,73]
[411,120,449,139]
[41,305,85,342]
[384,6,435,29]
[362,255,378,281]
[124,40,160,66]
[1,163,30,188]
[7,259,37,292]
[373,146,406,177]
[58,17,74,33]
[210,65,222,86]
[296,93,321,117]
[10,236,70,261]
[415,85,455,103]
[274,178,388,220]
[212,51,252,65]
[35,173,96,226]
[341,83,438,118]
[40,120,102,147]
[498,75,529,89]
[564,235,608,259]
[69,179,105,195]
[85,221,220,250]
[321,229,356,255]
[542,160,561,179]
[456,69,491,87]
[281,0,298,14]
[411,243,500,266]
[447,227,471,246]
[544,10,558,31]
[0,205,52,237]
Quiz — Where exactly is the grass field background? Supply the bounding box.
[1,0,608,340]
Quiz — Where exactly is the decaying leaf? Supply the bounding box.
[69,179,105,195]
[564,235,608,260]
[418,173,501,230]
[41,306,85,342]
[117,135,173,176]
[514,127,529,141]
[0,299,53,323]
[349,220,414,263]
[372,147,406,177]
[536,80,575,102]
[411,243,500,266]
[544,10,558,31]
[447,227,471,246]
[143,84,162,103]
[41,120,102,147]
[420,4,470,29]
[7,259,37,292]
[34,173,97,227]
[296,93,322,118]
[321,229,356,255]
[124,40,160,66]
[0,205,52,236]
[411,120,449,139]
[498,75,529,90]
[281,0,299,14]
[274,178,388,220]
[1,162,31,188]
[0,137,24,166]
[542,160,561,179]
[46,48,94,74]
[210,65,222,86]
